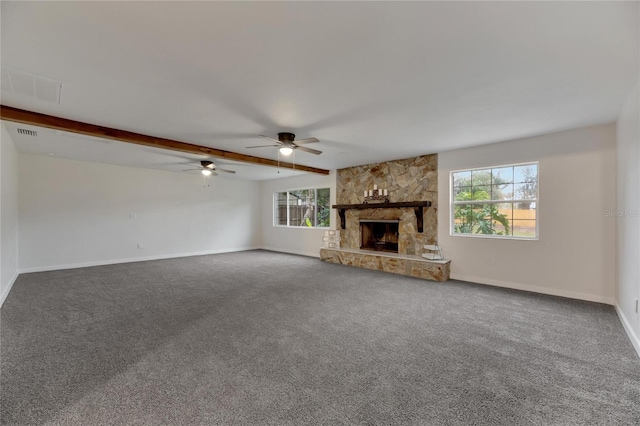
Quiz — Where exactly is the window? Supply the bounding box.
[274,188,330,228]
[451,162,538,239]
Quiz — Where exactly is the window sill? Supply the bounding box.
[450,233,539,241]
[273,225,330,230]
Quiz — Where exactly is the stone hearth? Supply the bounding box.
[320,248,450,282]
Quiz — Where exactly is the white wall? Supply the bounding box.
[259,171,336,257]
[438,124,617,304]
[1,123,20,306]
[616,81,640,356]
[18,154,260,271]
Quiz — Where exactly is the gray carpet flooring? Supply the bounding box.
[1,250,638,425]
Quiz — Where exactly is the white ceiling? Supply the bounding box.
[1,1,638,180]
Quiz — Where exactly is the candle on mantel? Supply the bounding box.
[378,189,382,196]
[364,190,367,197]
[383,189,388,196]
[369,190,373,196]
[373,184,377,190]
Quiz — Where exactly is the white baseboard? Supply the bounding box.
[19,246,261,274]
[615,304,640,359]
[450,273,614,305]
[0,271,19,309]
[259,246,320,259]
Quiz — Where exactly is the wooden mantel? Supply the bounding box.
[332,201,432,232]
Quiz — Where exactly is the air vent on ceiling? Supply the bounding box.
[17,128,38,137]
[1,67,63,104]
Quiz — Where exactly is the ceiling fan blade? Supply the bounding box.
[293,137,319,145]
[245,144,280,148]
[296,145,323,155]
[216,168,236,174]
[259,135,283,144]
[182,168,201,172]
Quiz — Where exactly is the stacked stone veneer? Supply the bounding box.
[336,154,438,256]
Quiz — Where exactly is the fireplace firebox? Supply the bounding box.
[360,220,399,253]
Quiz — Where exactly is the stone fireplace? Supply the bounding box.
[360,220,399,253]
[319,154,450,281]
[337,154,438,255]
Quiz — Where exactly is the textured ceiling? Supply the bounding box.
[1,1,638,179]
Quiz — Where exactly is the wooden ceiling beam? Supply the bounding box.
[0,105,331,175]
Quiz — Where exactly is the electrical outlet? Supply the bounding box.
[137,243,143,249]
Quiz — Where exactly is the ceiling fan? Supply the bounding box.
[246,132,322,156]
[183,160,236,176]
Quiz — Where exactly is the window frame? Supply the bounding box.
[273,187,331,229]
[450,161,539,240]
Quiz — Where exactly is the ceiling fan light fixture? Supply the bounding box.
[279,146,293,156]
[201,169,212,176]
